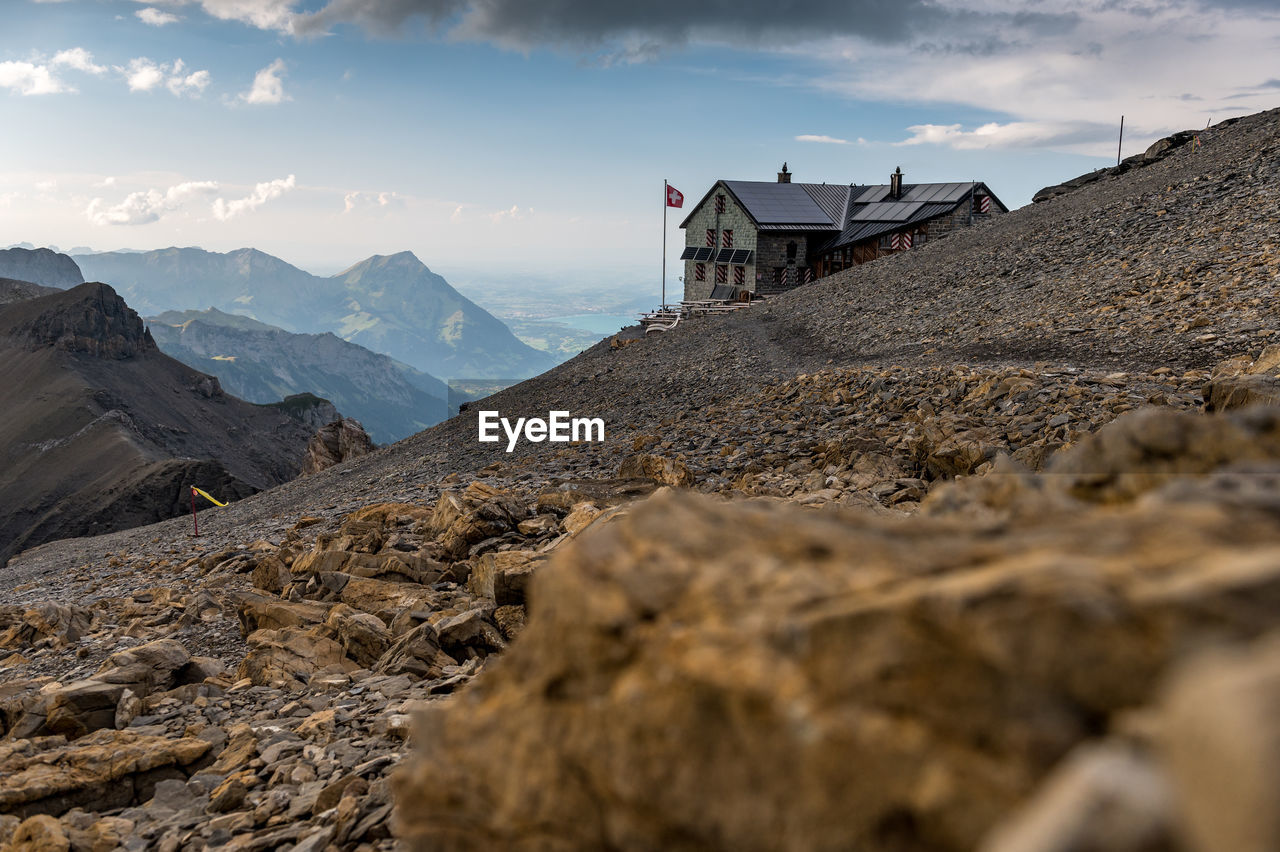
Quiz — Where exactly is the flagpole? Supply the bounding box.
[662,179,668,309]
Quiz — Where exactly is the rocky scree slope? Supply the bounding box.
[3,107,1280,851]
[0,283,316,568]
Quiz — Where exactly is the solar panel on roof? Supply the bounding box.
[730,249,751,264]
[724,181,834,225]
[679,246,699,260]
[853,185,889,203]
[901,182,971,204]
[692,247,714,261]
[715,248,736,263]
[849,201,925,222]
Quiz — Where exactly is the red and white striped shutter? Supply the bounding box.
[722,230,733,248]
[890,233,901,250]
[979,195,992,213]
[706,229,715,247]
[716,265,727,284]
[902,232,913,250]
[733,266,745,286]
[803,268,813,284]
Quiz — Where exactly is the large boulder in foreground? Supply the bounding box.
[396,448,1280,851]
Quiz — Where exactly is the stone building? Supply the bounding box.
[679,164,1007,301]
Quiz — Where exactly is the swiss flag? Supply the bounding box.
[666,185,684,208]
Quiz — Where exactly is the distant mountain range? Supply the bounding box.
[0,282,317,567]
[75,248,557,380]
[147,308,449,444]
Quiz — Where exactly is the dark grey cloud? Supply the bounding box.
[291,0,1077,53]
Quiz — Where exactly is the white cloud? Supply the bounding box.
[343,190,403,213]
[489,204,532,224]
[52,48,107,75]
[795,134,850,145]
[239,58,288,105]
[118,57,210,96]
[121,58,166,92]
[135,0,295,33]
[85,180,219,226]
[0,61,69,96]
[893,121,1112,150]
[167,60,211,96]
[212,174,296,220]
[809,0,1280,156]
[137,7,182,26]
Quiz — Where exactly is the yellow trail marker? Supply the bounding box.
[192,487,228,507]
[189,486,226,536]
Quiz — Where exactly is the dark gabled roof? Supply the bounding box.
[679,180,846,230]
[723,181,837,226]
[679,177,1008,250]
[799,184,850,224]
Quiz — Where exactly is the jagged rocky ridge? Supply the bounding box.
[2,106,1280,850]
[0,283,317,568]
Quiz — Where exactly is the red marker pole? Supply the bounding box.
[191,487,199,536]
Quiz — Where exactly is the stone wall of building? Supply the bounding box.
[754,233,817,293]
[923,193,1004,241]
[681,183,758,301]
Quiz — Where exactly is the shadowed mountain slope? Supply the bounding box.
[0,277,59,305]
[0,283,315,567]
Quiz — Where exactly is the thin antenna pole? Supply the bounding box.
[1117,115,1125,166]
[662,180,668,309]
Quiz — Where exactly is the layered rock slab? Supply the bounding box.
[397,476,1280,851]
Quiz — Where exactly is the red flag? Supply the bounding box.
[666,185,684,208]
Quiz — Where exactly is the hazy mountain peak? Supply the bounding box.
[335,250,427,280]
[76,245,558,380]
[0,247,85,290]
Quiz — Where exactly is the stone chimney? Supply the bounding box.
[890,167,903,199]
[777,162,791,183]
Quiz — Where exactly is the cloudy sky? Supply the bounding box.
[2,0,1277,288]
